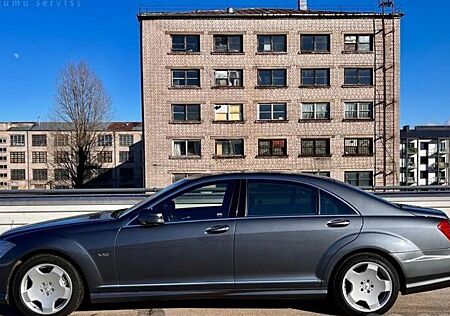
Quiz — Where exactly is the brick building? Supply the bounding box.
[0,122,143,189]
[138,7,401,188]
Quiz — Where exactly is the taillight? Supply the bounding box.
[437,220,450,241]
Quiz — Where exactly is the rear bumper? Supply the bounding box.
[394,249,450,294]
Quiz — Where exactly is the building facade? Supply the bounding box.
[139,8,401,188]
[0,122,143,190]
[400,125,450,186]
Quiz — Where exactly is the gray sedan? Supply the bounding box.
[0,172,450,316]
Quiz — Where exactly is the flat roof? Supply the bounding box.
[138,7,403,21]
[401,125,450,139]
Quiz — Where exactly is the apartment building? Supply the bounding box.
[400,125,450,186]
[138,7,401,188]
[0,122,143,190]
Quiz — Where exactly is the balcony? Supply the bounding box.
[406,176,416,184]
[406,147,418,155]
[433,162,450,169]
[407,162,416,169]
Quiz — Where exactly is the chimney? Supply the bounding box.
[298,0,307,10]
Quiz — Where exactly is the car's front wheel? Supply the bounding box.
[332,253,400,315]
[11,254,84,316]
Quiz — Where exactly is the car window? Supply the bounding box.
[247,180,318,217]
[320,190,356,215]
[156,181,235,222]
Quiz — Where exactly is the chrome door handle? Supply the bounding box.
[205,225,229,235]
[326,219,350,228]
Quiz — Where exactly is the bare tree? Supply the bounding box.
[50,61,113,188]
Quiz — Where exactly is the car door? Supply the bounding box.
[115,179,239,292]
[234,179,363,290]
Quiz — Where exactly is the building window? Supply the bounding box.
[420,171,428,179]
[0,173,7,178]
[0,157,5,161]
[10,134,25,147]
[119,134,134,147]
[257,35,287,52]
[213,35,243,53]
[345,171,373,187]
[420,157,428,165]
[97,134,112,147]
[214,70,243,87]
[55,169,70,181]
[257,69,287,87]
[171,69,200,87]
[0,182,7,186]
[344,102,373,119]
[33,169,48,181]
[0,148,5,152]
[344,35,373,52]
[301,69,330,87]
[420,142,428,151]
[54,151,69,163]
[258,139,287,157]
[119,151,134,163]
[55,134,69,147]
[32,151,47,163]
[32,134,47,147]
[344,138,373,156]
[301,103,330,120]
[0,165,6,169]
[344,68,373,86]
[172,104,201,122]
[98,151,113,163]
[300,34,330,53]
[257,103,287,121]
[215,139,244,157]
[171,34,200,52]
[10,152,25,163]
[301,139,330,156]
[0,138,6,144]
[214,104,243,122]
[11,169,25,181]
[173,140,201,157]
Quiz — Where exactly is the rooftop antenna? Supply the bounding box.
[298,0,307,10]
[37,116,41,126]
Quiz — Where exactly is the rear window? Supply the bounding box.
[320,190,356,215]
[247,180,318,217]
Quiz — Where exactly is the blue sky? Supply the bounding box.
[0,0,448,126]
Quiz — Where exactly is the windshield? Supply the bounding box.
[119,179,188,218]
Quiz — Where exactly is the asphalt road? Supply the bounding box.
[1,288,449,315]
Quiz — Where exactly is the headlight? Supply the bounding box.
[0,241,15,258]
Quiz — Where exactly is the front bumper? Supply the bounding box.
[394,249,450,294]
[0,258,20,304]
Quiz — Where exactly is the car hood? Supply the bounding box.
[1,211,115,238]
[396,204,448,219]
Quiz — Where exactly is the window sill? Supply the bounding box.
[254,120,289,123]
[211,52,245,55]
[169,156,202,160]
[168,51,202,55]
[211,86,245,90]
[212,155,245,159]
[212,120,245,124]
[255,155,289,159]
[299,119,332,123]
[298,51,331,55]
[342,118,374,122]
[169,121,202,124]
[343,154,374,157]
[168,86,202,90]
[299,154,332,158]
[255,86,288,89]
[342,85,374,88]
[256,51,288,55]
[342,50,374,54]
[299,85,331,89]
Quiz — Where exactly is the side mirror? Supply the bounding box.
[138,212,165,226]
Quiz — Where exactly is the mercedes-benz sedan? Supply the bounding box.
[1,173,450,316]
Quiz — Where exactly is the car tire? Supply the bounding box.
[11,254,84,316]
[332,253,400,316]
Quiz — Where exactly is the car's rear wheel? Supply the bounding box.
[11,254,84,316]
[332,253,399,315]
